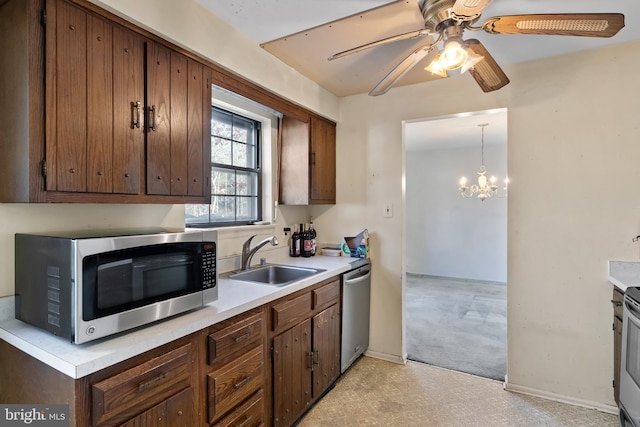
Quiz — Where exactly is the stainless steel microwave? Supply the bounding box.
[15,229,217,344]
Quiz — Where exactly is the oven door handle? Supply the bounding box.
[625,298,640,320]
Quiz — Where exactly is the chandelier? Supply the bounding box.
[458,123,508,201]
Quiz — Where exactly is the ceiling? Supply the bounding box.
[198,0,640,97]
[196,0,638,150]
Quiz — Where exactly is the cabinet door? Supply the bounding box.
[312,304,340,398]
[147,45,208,196]
[279,116,310,205]
[112,26,144,194]
[119,387,194,427]
[272,319,312,427]
[187,61,208,197]
[309,116,336,204]
[146,42,172,195]
[45,0,145,195]
[45,0,87,192]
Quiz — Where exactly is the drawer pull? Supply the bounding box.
[137,373,167,391]
[238,415,253,427]
[612,299,623,307]
[233,330,251,343]
[233,375,252,390]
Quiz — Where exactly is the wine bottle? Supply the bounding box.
[301,223,311,257]
[290,224,301,257]
[309,220,317,256]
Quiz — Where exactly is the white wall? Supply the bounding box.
[406,145,507,282]
[309,41,640,410]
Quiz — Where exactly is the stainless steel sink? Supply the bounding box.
[228,264,326,286]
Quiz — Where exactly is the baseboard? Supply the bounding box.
[505,381,618,415]
[364,349,406,365]
[406,273,506,286]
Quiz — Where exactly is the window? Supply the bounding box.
[186,107,261,226]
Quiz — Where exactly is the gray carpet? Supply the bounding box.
[406,274,507,381]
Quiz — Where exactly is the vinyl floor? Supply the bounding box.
[298,356,619,427]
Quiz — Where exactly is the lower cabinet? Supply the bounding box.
[270,278,341,427]
[119,387,195,427]
[90,338,197,427]
[205,307,267,426]
[0,276,342,427]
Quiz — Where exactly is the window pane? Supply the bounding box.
[212,137,231,165]
[232,116,254,143]
[233,142,256,168]
[212,109,232,138]
[185,204,210,223]
[236,171,258,196]
[236,196,257,221]
[211,196,235,222]
[212,168,235,195]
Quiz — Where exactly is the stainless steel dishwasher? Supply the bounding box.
[341,259,371,373]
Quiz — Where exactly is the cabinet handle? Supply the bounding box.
[148,105,157,131]
[237,415,253,427]
[233,375,252,390]
[313,349,320,367]
[137,372,167,391]
[233,330,251,343]
[311,152,316,166]
[131,101,141,129]
[307,352,314,370]
[611,299,623,307]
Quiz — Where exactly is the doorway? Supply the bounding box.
[403,108,508,381]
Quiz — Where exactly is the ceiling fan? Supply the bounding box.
[327,0,625,96]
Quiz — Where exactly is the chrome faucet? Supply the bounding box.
[241,235,279,270]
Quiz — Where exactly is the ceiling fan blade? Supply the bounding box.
[464,39,509,92]
[482,13,624,37]
[329,29,431,61]
[452,0,494,21]
[369,44,436,96]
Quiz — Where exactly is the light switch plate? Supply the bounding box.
[383,203,393,218]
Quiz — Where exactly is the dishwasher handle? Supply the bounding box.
[344,267,371,285]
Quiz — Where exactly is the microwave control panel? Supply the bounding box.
[202,242,217,289]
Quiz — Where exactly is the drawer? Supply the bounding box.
[313,279,340,311]
[613,287,624,319]
[92,343,192,426]
[271,292,312,332]
[213,389,264,427]
[209,311,263,366]
[208,345,264,424]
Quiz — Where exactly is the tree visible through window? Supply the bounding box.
[186,107,261,226]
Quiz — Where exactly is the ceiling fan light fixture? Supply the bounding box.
[440,39,468,69]
[424,53,448,77]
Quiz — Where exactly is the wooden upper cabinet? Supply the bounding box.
[45,0,145,195]
[279,115,336,205]
[40,0,210,202]
[147,46,210,197]
[112,26,145,195]
[145,42,172,195]
[310,116,336,204]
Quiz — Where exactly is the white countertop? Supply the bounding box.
[0,254,361,379]
[608,260,640,292]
